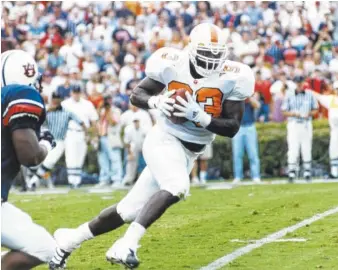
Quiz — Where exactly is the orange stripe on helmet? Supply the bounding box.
[210,25,218,43]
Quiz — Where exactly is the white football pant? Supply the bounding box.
[117,125,201,222]
[287,121,313,174]
[65,130,87,186]
[1,202,56,262]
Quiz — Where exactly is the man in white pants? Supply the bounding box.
[122,115,147,186]
[27,92,85,189]
[62,86,98,188]
[312,81,338,178]
[282,77,318,182]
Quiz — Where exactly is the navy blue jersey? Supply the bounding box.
[1,84,46,201]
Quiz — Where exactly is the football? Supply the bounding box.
[168,89,189,124]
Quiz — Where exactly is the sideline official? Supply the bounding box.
[282,77,318,182]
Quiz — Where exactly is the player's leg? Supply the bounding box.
[65,131,87,188]
[329,128,338,178]
[49,167,159,269]
[232,127,245,182]
[287,122,299,182]
[300,122,313,181]
[245,125,261,182]
[106,126,198,267]
[1,202,56,269]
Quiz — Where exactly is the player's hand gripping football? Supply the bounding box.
[148,90,176,117]
[39,128,57,151]
[173,91,211,127]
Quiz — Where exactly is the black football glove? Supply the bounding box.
[39,129,57,149]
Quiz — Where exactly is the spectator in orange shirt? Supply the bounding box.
[255,71,272,122]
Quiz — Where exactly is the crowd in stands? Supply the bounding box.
[2,1,338,118]
[2,1,338,184]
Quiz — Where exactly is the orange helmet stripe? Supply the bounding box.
[210,25,218,43]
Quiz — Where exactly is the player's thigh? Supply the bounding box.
[117,167,159,223]
[1,203,56,263]
[43,141,65,168]
[143,126,197,198]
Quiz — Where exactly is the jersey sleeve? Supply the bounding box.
[145,47,181,84]
[226,64,255,101]
[3,86,45,131]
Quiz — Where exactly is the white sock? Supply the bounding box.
[123,222,146,247]
[200,171,207,181]
[75,222,94,243]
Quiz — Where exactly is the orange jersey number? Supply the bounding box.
[168,81,223,118]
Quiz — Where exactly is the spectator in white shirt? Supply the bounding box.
[119,54,136,93]
[122,116,147,186]
[235,31,259,67]
[59,33,84,69]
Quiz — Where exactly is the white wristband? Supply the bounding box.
[39,140,52,153]
[148,96,159,109]
[198,112,212,128]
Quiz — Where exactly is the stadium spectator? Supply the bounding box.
[122,115,147,186]
[2,1,338,183]
[232,94,261,183]
[95,97,117,188]
[255,71,272,122]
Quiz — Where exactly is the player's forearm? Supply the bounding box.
[130,87,152,109]
[130,77,165,110]
[206,118,240,138]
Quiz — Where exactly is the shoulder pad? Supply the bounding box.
[145,47,183,84]
[2,85,45,126]
[222,61,255,101]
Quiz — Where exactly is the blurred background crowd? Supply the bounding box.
[2,1,338,188]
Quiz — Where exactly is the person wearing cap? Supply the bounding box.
[282,76,319,182]
[122,114,147,186]
[311,81,338,179]
[27,92,86,190]
[61,85,99,188]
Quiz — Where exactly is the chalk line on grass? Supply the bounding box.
[200,206,338,270]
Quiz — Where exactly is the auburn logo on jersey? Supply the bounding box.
[22,63,36,78]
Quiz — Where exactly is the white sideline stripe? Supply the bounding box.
[230,238,307,243]
[200,206,338,270]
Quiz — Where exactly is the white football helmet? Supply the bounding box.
[1,50,39,87]
[188,23,228,77]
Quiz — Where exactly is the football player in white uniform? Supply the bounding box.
[49,23,255,269]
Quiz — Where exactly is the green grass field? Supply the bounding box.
[8,182,338,270]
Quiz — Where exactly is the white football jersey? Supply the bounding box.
[145,47,255,144]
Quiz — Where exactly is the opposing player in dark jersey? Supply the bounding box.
[1,50,57,270]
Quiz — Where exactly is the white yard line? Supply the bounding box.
[200,206,338,270]
[230,238,307,243]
